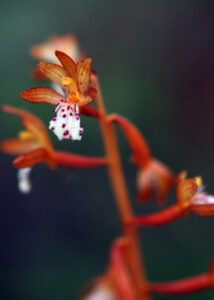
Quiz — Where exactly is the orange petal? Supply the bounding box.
[19,87,63,105]
[0,138,39,155]
[1,105,53,153]
[176,178,198,209]
[77,58,91,95]
[13,148,47,168]
[21,117,53,152]
[55,50,77,80]
[38,62,68,86]
[109,114,151,166]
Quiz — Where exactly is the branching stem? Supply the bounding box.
[94,76,150,299]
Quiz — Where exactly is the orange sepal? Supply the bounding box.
[109,114,151,167]
[38,62,67,86]
[55,50,77,80]
[77,58,92,95]
[13,148,48,168]
[176,173,198,209]
[0,138,39,155]
[19,87,63,105]
[137,159,174,205]
[1,105,53,153]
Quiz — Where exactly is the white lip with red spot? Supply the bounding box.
[49,100,83,141]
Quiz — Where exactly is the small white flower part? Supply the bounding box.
[51,82,65,96]
[17,168,32,194]
[49,100,83,141]
[84,286,116,300]
[192,192,214,205]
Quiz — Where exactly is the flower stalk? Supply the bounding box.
[94,76,149,299]
[150,268,214,296]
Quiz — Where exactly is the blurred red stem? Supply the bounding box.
[52,151,106,168]
[134,204,185,226]
[151,273,213,296]
[94,76,149,299]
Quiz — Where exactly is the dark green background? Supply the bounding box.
[1,1,214,299]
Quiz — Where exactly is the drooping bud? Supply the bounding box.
[17,168,32,194]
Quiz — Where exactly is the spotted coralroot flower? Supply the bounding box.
[0,106,55,193]
[80,239,137,300]
[20,51,96,141]
[176,171,214,216]
[109,114,174,204]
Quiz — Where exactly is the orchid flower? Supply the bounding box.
[133,171,214,227]
[108,114,174,204]
[20,51,97,141]
[0,105,55,193]
[177,171,214,216]
[0,105,105,193]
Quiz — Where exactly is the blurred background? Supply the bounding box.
[1,0,214,299]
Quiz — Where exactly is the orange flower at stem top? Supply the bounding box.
[0,105,105,193]
[108,114,174,205]
[133,171,214,227]
[20,51,97,141]
[177,171,214,216]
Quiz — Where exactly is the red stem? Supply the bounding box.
[134,204,185,226]
[52,151,106,168]
[151,273,213,296]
